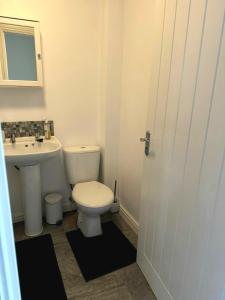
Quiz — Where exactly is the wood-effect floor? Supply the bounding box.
[14,212,156,300]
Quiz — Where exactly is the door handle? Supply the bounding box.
[140,131,151,156]
[140,137,150,142]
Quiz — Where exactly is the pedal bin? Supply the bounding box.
[45,193,63,225]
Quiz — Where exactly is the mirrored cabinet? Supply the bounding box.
[0,17,43,87]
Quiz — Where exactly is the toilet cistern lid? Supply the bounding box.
[63,145,100,154]
[73,181,114,208]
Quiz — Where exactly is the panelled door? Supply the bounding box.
[137,0,225,299]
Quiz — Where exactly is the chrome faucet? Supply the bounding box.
[35,131,43,142]
[10,132,16,144]
[35,131,41,141]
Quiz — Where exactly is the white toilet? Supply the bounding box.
[63,145,114,237]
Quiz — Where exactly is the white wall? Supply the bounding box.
[118,0,153,223]
[0,0,102,145]
[101,0,154,225]
[100,0,123,188]
[0,0,153,225]
[0,0,103,220]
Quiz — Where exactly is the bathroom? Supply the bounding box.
[0,1,225,300]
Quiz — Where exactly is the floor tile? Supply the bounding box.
[14,211,156,300]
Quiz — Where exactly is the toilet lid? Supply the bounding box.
[73,181,114,208]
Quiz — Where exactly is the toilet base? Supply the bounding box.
[77,211,102,237]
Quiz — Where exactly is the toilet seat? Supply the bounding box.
[72,181,114,208]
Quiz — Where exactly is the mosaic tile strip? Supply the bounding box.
[1,120,54,138]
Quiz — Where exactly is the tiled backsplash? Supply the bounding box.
[1,121,54,138]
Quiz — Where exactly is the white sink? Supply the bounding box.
[4,136,62,237]
[4,136,61,166]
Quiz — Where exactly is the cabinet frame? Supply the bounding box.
[0,17,43,87]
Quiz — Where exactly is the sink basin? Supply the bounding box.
[4,136,61,166]
[4,136,62,237]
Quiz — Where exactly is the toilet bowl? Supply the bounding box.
[73,181,113,237]
[63,145,114,237]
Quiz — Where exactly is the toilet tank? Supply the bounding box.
[63,145,100,185]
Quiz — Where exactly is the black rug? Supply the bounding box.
[66,221,137,281]
[16,234,67,300]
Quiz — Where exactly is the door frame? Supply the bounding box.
[0,127,21,300]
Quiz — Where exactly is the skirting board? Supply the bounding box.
[137,251,174,300]
[13,202,73,223]
[119,203,139,234]
[13,200,140,235]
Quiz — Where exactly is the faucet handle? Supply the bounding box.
[10,132,16,144]
[35,131,40,140]
[35,131,43,142]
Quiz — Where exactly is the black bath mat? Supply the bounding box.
[16,234,67,300]
[66,221,136,281]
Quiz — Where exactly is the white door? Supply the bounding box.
[137,1,225,300]
[0,128,21,300]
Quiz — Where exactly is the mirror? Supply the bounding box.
[4,31,37,81]
[0,17,43,87]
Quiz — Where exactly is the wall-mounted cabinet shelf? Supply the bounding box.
[0,17,43,87]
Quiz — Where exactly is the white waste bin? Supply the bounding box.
[45,193,63,225]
